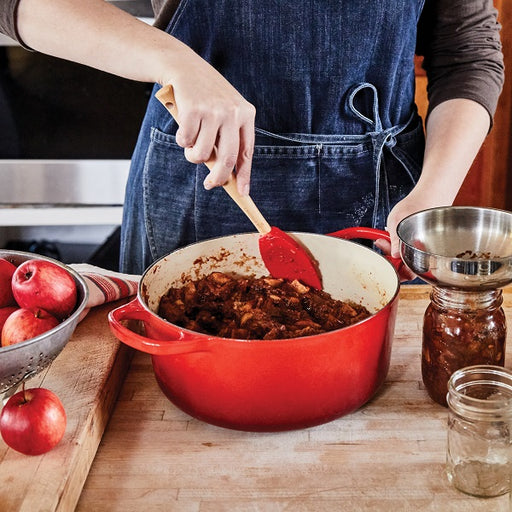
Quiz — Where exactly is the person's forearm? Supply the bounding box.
[380,98,491,259]
[16,0,187,84]
[16,0,257,193]
[415,98,490,204]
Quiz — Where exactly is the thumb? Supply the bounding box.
[390,233,401,259]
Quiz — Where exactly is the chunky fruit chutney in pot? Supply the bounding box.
[158,272,372,340]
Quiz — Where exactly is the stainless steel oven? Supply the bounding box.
[0,0,154,269]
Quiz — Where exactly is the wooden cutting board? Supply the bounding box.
[0,300,133,512]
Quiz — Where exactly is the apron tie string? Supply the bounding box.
[348,82,416,228]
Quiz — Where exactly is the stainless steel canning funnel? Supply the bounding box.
[0,251,89,399]
[397,206,512,290]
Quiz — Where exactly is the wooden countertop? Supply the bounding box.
[0,286,510,511]
[75,285,511,512]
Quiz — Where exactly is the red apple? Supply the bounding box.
[0,306,19,333]
[0,387,66,455]
[1,308,59,346]
[0,258,17,308]
[12,259,77,320]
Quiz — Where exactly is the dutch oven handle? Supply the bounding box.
[327,227,404,273]
[108,299,213,356]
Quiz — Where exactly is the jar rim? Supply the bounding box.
[447,365,512,419]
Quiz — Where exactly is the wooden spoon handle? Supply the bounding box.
[155,85,271,234]
[221,175,271,234]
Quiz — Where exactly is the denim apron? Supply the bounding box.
[121,0,426,274]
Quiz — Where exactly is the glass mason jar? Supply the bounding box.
[446,365,512,497]
[422,287,506,406]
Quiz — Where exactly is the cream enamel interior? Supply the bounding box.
[140,232,399,318]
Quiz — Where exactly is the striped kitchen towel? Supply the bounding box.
[70,263,140,321]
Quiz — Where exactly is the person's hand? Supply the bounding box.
[374,188,449,282]
[162,48,256,195]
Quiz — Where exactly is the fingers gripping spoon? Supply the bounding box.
[155,85,323,289]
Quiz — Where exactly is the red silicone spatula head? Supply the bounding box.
[258,227,323,289]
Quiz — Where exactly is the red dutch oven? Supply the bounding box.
[108,228,401,431]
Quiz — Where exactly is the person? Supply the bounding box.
[0,0,504,276]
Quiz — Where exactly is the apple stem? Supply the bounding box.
[21,381,28,404]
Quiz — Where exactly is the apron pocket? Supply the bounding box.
[194,145,321,239]
[143,127,199,258]
[143,121,423,258]
[317,143,377,228]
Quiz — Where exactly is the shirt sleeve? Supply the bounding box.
[0,0,22,42]
[416,0,505,125]
[152,0,181,31]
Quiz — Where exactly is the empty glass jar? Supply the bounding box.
[446,365,512,497]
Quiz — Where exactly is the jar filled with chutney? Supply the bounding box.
[422,287,506,406]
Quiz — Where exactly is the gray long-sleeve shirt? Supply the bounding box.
[0,0,504,122]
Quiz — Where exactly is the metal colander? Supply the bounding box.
[0,251,89,398]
